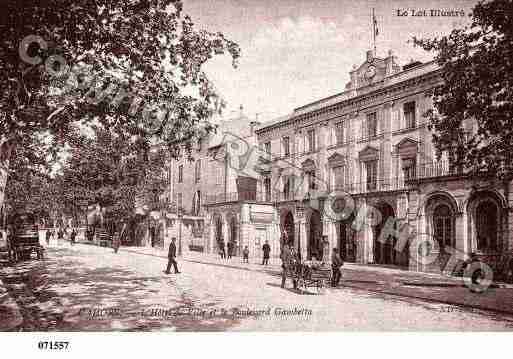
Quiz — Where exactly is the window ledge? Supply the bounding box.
[392,123,426,135]
[357,134,384,143]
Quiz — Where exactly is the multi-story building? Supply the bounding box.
[163,111,280,260]
[163,49,513,276]
[255,49,512,274]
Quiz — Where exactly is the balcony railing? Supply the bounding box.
[357,132,384,143]
[204,191,273,205]
[414,161,462,179]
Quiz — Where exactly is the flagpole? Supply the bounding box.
[372,8,376,55]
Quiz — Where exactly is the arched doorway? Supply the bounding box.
[336,215,356,262]
[476,201,498,251]
[433,203,454,250]
[282,211,295,246]
[308,210,322,260]
[373,203,404,266]
[468,191,504,253]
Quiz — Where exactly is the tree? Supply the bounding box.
[0,0,240,207]
[413,0,513,179]
[60,125,168,225]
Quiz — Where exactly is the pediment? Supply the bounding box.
[327,152,346,167]
[396,138,418,158]
[358,145,379,161]
[301,158,316,171]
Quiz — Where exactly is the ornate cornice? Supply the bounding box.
[257,69,442,136]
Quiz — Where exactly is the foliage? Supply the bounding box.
[0,0,240,180]
[413,0,513,179]
[59,125,168,222]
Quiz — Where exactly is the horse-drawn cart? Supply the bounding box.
[286,261,332,294]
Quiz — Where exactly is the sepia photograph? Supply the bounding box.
[1,0,513,354]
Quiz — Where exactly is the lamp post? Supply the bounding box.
[178,209,183,256]
[296,203,305,262]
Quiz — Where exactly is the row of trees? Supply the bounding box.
[0,0,240,225]
[2,0,513,229]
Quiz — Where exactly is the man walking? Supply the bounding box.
[219,240,226,259]
[262,240,271,265]
[227,241,233,259]
[165,237,180,274]
[331,248,343,287]
[70,228,77,246]
[57,227,64,246]
[45,228,51,246]
[280,243,298,289]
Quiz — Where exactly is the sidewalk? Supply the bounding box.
[119,245,513,316]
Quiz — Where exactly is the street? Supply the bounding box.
[1,242,513,331]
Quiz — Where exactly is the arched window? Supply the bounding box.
[433,204,454,249]
[476,201,498,251]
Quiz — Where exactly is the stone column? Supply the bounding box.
[457,211,469,256]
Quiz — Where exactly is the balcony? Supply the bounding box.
[204,191,273,205]
[330,178,413,195]
[392,122,426,136]
[414,161,461,179]
[357,133,384,143]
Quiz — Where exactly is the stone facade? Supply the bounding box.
[161,49,513,277]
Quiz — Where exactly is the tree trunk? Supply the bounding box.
[0,139,15,213]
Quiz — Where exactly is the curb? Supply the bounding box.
[81,245,513,317]
[0,278,23,331]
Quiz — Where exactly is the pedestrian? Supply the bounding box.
[45,229,51,246]
[164,237,180,274]
[70,228,77,246]
[280,243,298,289]
[57,227,64,246]
[112,232,121,254]
[227,241,233,259]
[243,246,249,263]
[331,248,344,287]
[262,240,271,265]
[219,241,226,259]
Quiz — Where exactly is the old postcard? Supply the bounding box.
[1,0,513,351]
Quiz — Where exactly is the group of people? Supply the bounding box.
[217,240,236,259]
[279,230,344,289]
[44,227,78,246]
[217,240,272,265]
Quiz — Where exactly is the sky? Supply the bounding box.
[184,0,477,122]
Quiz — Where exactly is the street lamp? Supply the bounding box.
[177,209,183,256]
[296,203,305,262]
